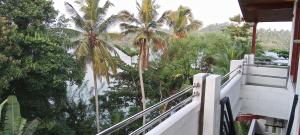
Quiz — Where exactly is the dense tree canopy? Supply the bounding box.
[0,0,85,134]
[0,0,57,31]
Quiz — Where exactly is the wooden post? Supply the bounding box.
[251,22,258,55]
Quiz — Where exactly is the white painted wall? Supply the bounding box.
[146,73,208,135]
[146,101,200,135]
[221,60,243,118]
[246,66,288,87]
[203,75,221,135]
[220,75,242,118]
[240,85,293,120]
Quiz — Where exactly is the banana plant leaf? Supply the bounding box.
[2,96,26,135]
[22,118,40,135]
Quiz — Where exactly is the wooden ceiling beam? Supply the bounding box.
[245,1,294,10]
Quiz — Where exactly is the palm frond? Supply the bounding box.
[139,0,156,25]
[75,40,89,69]
[102,32,123,40]
[97,0,114,20]
[178,6,192,18]
[151,34,168,53]
[120,23,141,35]
[155,30,170,40]
[22,118,40,135]
[118,10,141,24]
[157,10,171,24]
[186,20,202,32]
[65,2,85,30]
[115,44,139,57]
[92,41,117,82]
[83,0,100,22]
[50,28,82,38]
[136,0,141,11]
[120,23,140,31]
[98,15,119,33]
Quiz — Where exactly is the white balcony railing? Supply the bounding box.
[97,54,296,135]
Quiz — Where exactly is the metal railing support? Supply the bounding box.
[286,95,298,135]
[220,97,235,135]
[96,86,193,135]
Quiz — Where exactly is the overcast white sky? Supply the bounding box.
[53,0,292,31]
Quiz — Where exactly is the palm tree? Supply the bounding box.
[64,0,128,132]
[119,0,169,125]
[163,6,202,39]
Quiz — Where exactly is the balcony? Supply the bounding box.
[97,54,298,135]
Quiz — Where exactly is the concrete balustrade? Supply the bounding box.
[203,75,221,135]
[221,60,243,118]
[146,73,208,135]
[147,54,295,135]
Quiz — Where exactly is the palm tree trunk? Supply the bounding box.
[138,44,146,127]
[93,73,100,133]
[159,81,163,101]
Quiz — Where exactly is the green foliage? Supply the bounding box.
[0,0,291,134]
[201,23,291,50]
[270,49,289,59]
[0,98,7,120]
[115,45,138,57]
[209,14,265,74]
[22,119,40,135]
[0,0,85,134]
[93,59,143,134]
[0,0,58,31]
[65,0,119,81]
[1,32,84,120]
[65,0,124,131]
[234,121,250,135]
[200,23,230,32]
[257,29,291,50]
[1,96,40,135]
[162,6,202,38]
[65,99,96,135]
[2,96,26,135]
[120,0,170,69]
[0,18,23,91]
[35,121,75,135]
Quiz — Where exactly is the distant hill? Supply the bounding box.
[200,23,230,32]
[257,29,291,50]
[200,23,291,50]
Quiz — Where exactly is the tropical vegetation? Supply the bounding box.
[0,0,289,134]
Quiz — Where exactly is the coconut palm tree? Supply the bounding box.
[64,0,128,132]
[163,6,202,39]
[119,0,169,125]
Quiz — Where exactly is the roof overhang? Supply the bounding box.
[238,0,295,22]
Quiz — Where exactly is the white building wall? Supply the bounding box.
[240,85,292,120]
[146,101,200,135]
[221,60,243,118]
[146,73,208,135]
[246,66,288,87]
